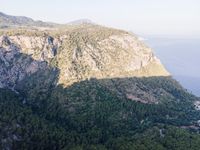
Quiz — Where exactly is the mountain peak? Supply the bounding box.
[67,19,94,25]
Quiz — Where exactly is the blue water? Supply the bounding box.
[145,37,200,96]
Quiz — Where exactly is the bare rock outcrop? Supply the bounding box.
[0,36,48,89]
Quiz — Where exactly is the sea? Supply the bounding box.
[145,37,200,97]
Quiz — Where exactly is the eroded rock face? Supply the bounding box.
[0,36,48,89]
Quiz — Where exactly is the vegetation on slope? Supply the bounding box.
[1,75,200,150]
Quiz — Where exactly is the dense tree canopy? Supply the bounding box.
[1,76,200,150]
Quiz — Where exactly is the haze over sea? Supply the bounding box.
[146,37,200,96]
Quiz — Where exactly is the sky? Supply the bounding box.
[0,0,200,37]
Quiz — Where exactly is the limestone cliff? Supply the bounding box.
[0,24,169,90]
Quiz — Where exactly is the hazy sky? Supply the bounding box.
[0,0,200,37]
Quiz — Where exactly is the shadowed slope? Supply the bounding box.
[1,73,200,149]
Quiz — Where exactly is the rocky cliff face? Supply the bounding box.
[0,25,171,104]
[0,36,49,90]
[0,25,169,90]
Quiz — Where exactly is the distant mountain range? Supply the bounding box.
[0,12,94,28]
[0,12,57,28]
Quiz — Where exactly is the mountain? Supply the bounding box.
[1,12,200,150]
[0,12,55,28]
[67,19,94,25]
[0,24,171,104]
[0,12,94,28]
